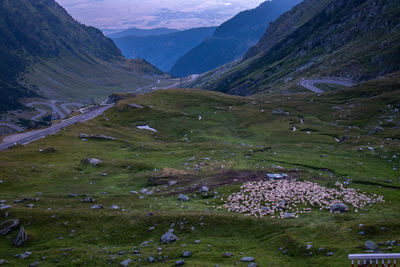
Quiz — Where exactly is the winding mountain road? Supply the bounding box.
[300,79,354,93]
[0,104,113,151]
[60,103,84,114]
[27,101,66,120]
[0,123,24,132]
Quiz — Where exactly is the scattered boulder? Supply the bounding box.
[79,134,115,140]
[182,251,192,258]
[248,263,258,267]
[330,203,349,213]
[39,147,56,153]
[111,205,120,210]
[120,259,131,266]
[178,194,190,202]
[168,181,178,186]
[81,158,102,166]
[364,241,379,251]
[368,126,384,136]
[29,262,39,267]
[0,205,12,211]
[326,252,334,256]
[14,227,28,246]
[128,104,144,109]
[17,251,32,259]
[82,197,95,203]
[241,257,254,262]
[223,252,233,258]
[200,186,209,193]
[0,219,20,236]
[91,204,103,209]
[161,232,178,244]
[175,260,185,266]
[272,108,290,115]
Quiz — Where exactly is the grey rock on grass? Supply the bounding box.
[178,194,190,202]
[175,260,185,266]
[14,226,28,246]
[241,257,254,262]
[161,232,178,244]
[330,203,349,213]
[0,219,20,236]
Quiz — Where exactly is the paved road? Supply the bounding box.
[27,101,66,120]
[0,123,24,132]
[60,102,84,114]
[0,105,113,151]
[300,79,354,93]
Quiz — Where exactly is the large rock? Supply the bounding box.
[175,260,185,266]
[0,219,20,236]
[182,251,192,258]
[368,126,384,136]
[120,259,131,266]
[128,103,144,109]
[330,203,349,213]
[178,194,190,202]
[364,241,379,251]
[272,108,290,115]
[13,226,28,246]
[241,257,255,262]
[161,232,178,244]
[79,134,115,140]
[0,205,12,210]
[200,186,209,193]
[81,158,102,166]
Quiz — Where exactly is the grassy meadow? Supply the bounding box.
[0,75,400,266]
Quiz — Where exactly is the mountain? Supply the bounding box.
[169,0,303,77]
[0,0,163,113]
[113,27,216,72]
[106,27,180,39]
[191,0,400,95]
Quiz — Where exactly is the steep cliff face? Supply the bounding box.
[169,0,302,77]
[191,0,400,95]
[0,0,162,112]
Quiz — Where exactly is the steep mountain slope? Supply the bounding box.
[106,27,179,39]
[169,0,303,77]
[0,0,163,113]
[191,0,400,95]
[113,27,216,72]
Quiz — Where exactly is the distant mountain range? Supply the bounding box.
[0,0,163,113]
[106,27,180,39]
[190,0,400,95]
[112,27,216,72]
[169,0,303,77]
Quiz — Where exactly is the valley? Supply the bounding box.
[1,0,400,266]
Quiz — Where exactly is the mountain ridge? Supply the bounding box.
[169,0,303,77]
[190,0,400,95]
[0,0,163,113]
[113,27,216,72]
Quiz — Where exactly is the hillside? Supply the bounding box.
[1,73,399,265]
[169,0,302,77]
[106,27,179,39]
[190,0,400,95]
[0,0,164,113]
[113,27,216,72]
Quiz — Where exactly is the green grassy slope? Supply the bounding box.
[0,0,163,112]
[191,0,400,96]
[0,74,399,266]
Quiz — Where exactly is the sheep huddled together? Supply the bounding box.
[223,180,384,219]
